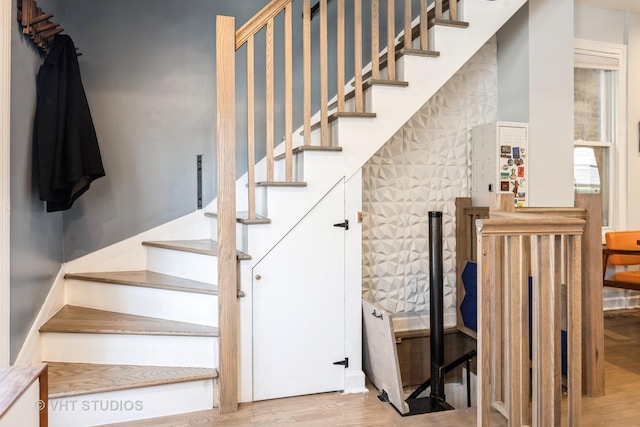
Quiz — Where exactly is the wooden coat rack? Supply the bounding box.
[16,0,80,55]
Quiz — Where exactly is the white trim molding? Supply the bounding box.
[1,0,12,367]
[574,38,628,233]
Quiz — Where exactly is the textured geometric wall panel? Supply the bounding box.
[362,38,498,319]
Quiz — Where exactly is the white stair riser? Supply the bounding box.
[146,246,217,284]
[206,219,248,253]
[65,280,217,327]
[48,380,214,427]
[42,333,217,368]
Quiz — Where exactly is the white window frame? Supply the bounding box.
[0,0,11,367]
[574,38,627,234]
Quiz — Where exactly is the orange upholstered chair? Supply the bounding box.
[603,231,640,291]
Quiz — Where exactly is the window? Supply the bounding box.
[574,40,627,231]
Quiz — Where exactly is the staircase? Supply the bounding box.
[35,0,527,425]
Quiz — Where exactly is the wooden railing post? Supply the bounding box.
[575,193,604,397]
[216,15,238,414]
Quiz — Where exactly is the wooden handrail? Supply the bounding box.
[235,0,293,50]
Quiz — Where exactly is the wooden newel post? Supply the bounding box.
[216,15,238,414]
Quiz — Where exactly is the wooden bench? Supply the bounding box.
[603,230,640,291]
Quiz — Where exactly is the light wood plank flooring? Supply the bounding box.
[100,382,506,427]
[104,308,640,427]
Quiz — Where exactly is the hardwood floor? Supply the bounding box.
[104,309,640,427]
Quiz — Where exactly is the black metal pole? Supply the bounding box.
[428,211,445,402]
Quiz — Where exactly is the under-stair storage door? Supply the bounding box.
[253,180,346,401]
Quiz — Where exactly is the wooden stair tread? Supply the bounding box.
[255,181,307,187]
[205,211,271,225]
[65,270,219,295]
[274,145,343,161]
[433,18,470,28]
[40,305,218,337]
[142,239,251,260]
[0,364,47,416]
[47,362,218,399]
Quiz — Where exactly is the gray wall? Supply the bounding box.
[10,0,64,362]
[59,0,271,260]
[497,4,529,123]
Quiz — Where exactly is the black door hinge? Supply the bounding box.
[333,357,349,368]
[333,219,349,230]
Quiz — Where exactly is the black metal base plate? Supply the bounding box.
[406,396,455,416]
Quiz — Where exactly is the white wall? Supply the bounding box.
[627,13,640,231]
[528,0,575,207]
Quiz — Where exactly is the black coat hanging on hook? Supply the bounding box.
[33,34,105,212]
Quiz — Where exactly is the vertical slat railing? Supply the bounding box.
[436,0,443,19]
[319,0,329,146]
[371,0,380,80]
[386,0,395,80]
[450,0,458,21]
[531,234,557,426]
[404,0,412,50]
[420,0,428,50]
[303,0,312,146]
[266,18,275,181]
[246,36,256,218]
[504,235,527,425]
[567,234,583,426]
[284,3,293,181]
[477,213,584,427]
[215,15,238,414]
[336,0,345,113]
[477,231,493,427]
[354,0,363,112]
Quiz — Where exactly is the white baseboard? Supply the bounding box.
[343,370,367,394]
[14,267,66,366]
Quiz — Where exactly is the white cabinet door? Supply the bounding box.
[252,180,346,401]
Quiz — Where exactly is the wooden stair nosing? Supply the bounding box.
[254,181,308,188]
[66,270,246,298]
[142,239,251,260]
[65,270,219,296]
[274,145,343,161]
[432,18,470,28]
[47,362,218,399]
[204,211,271,225]
[39,305,219,337]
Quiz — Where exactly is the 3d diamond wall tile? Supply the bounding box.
[362,38,498,319]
